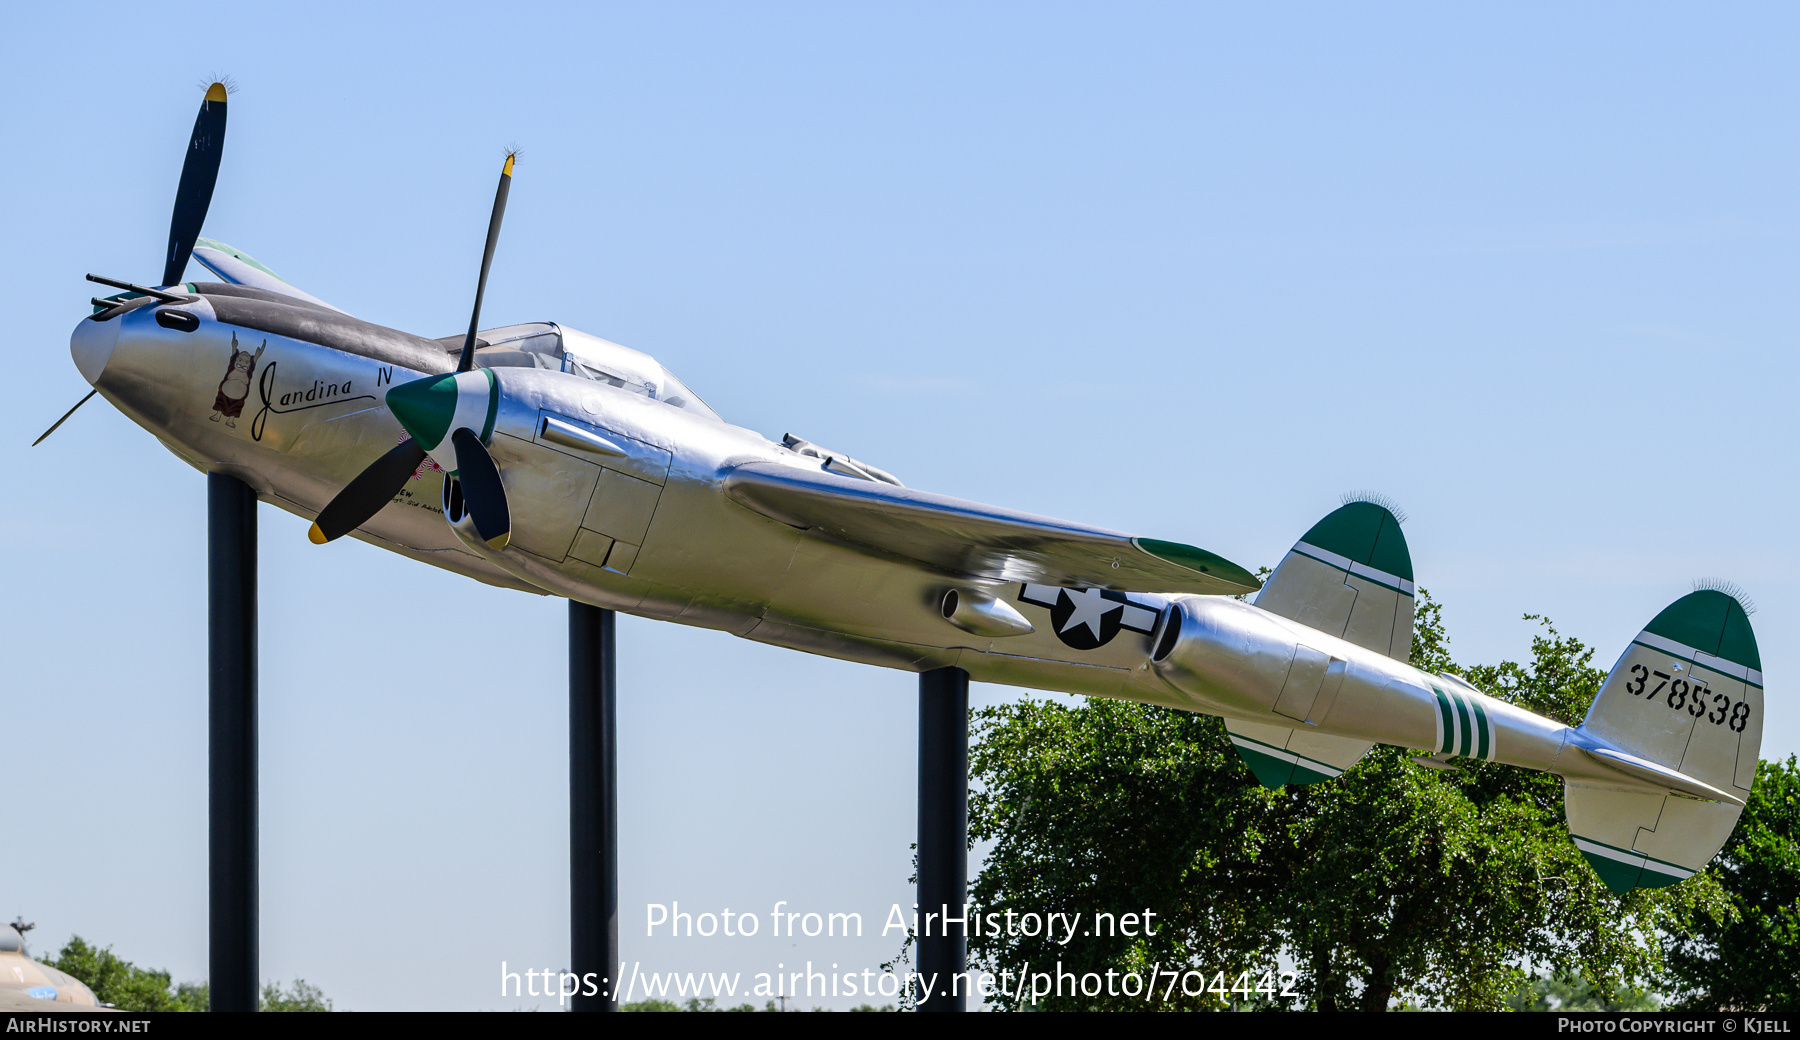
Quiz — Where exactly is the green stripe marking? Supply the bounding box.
[1579,836,1695,875]
[1291,548,1414,596]
[1232,741,1298,789]
[1290,761,1339,785]
[1576,837,1693,893]
[1637,863,1689,888]
[1432,685,1455,754]
[1229,735,1343,789]
[1629,641,1763,689]
[481,368,499,441]
[1469,695,1490,761]
[1579,849,1645,894]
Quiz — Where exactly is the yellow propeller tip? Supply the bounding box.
[485,532,511,551]
[503,153,515,177]
[308,523,328,545]
[205,82,229,103]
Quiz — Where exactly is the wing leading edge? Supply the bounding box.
[723,462,1260,597]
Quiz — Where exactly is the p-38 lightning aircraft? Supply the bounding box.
[55,84,1764,894]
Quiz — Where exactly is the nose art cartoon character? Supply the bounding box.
[210,333,266,428]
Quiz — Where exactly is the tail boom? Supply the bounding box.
[1151,595,1749,809]
[1153,596,1576,770]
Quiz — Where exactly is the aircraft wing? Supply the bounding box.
[191,238,347,313]
[723,462,1260,597]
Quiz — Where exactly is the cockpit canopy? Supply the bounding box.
[464,323,720,422]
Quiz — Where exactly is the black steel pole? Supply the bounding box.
[570,602,618,1011]
[207,473,258,1012]
[916,666,969,1012]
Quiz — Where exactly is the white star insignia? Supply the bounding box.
[1059,587,1119,640]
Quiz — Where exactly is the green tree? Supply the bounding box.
[46,937,334,1011]
[1508,971,1661,1011]
[967,699,1281,1011]
[966,592,1732,1010]
[261,979,333,1011]
[1661,755,1800,1011]
[44,937,205,1012]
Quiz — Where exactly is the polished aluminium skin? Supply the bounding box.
[69,290,1248,696]
[61,84,1763,895]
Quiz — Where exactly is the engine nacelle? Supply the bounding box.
[1150,596,1312,716]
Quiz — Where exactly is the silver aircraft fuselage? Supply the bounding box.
[66,285,1645,792]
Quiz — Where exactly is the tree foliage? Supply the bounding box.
[44,936,333,1011]
[966,591,1735,1010]
[261,978,333,1012]
[44,937,206,1012]
[1509,971,1661,1011]
[1661,755,1800,1011]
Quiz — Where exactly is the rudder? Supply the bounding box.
[1226,497,1414,787]
[1256,497,1415,661]
[1567,588,1763,892]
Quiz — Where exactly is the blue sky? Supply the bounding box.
[5,3,1798,1010]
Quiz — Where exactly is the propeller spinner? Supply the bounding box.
[309,154,517,550]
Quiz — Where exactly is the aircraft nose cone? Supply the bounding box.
[70,313,122,385]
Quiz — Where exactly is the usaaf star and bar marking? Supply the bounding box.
[1018,584,1160,651]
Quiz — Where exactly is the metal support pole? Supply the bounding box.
[916,665,969,1012]
[207,473,257,1012]
[570,602,618,1011]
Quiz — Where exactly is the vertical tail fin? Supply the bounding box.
[1226,498,1413,787]
[1567,588,1763,892]
[1256,497,1415,661]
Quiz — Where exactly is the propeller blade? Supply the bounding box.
[456,152,515,372]
[308,438,428,544]
[31,390,97,446]
[450,428,511,549]
[162,82,229,287]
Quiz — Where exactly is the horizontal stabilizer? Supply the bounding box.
[1577,745,1744,806]
[723,463,1260,597]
